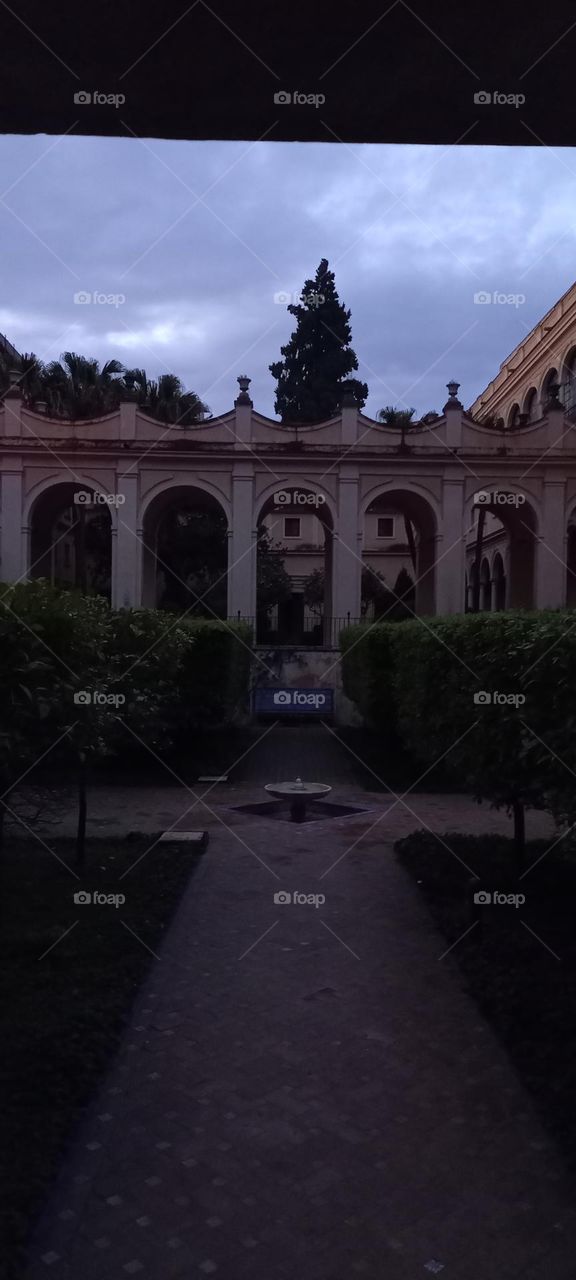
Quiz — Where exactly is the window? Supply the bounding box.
[284,516,300,538]
[377,516,395,538]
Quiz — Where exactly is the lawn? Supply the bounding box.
[396,829,576,1172]
[0,833,205,1280]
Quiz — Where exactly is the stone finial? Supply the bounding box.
[235,374,252,405]
[443,379,462,412]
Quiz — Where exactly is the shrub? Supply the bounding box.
[341,610,576,863]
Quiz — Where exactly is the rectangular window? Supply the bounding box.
[284,517,301,538]
[377,516,395,538]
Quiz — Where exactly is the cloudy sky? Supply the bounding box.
[0,134,575,419]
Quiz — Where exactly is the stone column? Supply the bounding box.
[436,476,466,615]
[228,464,256,619]
[332,469,361,625]
[0,466,25,583]
[536,479,567,609]
[112,471,141,608]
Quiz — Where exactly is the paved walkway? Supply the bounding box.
[24,783,574,1279]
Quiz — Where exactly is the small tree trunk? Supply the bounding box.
[512,799,525,875]
[76,751,87,870]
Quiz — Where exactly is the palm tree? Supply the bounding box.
[43,352,126,418]
[124,368,209,425]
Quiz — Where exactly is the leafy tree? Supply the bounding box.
[256,528,292,616]
[43,352,126,418]
[270,258,368,422]
[302,567,325,618]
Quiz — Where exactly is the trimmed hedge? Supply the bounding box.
[0,582,253,804]
[341,610,576,833]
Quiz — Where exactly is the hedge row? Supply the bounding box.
[341,611,576,837]
[0,580,252,810]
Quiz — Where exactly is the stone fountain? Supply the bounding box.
[264,776,332,823]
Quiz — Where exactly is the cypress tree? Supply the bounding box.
[270,259,368,423]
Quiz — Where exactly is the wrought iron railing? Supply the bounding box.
[227,614,363,647]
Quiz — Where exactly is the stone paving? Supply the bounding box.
[23,742,575,1279]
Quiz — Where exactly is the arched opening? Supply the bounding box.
[523,387,538,423]
[141,485,228,614]
[479,557,491,611]
[468,490,537,610]
[255,486,334,645]
[561,347,576,419]
[363,488,436,615]
[541,367,559,413]
[507,403,520,430]
[29,481,112,600]
[466,563,477,612]
[492,552,506,610]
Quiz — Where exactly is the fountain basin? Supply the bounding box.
[265,778,332,822]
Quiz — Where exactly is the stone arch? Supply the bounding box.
[254,480,335,645]
[560,345,576,418]
[540,366,559,412]
[28,477,114,600]
[24,472,121,527]
[523,386,538,422]
[361,483,439,615]
[466,488,538,609]
[479,556,491,611]
[140,482,230,613]
[253,478,337,529]
[507,402,520,430]
[139,475,231,527]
